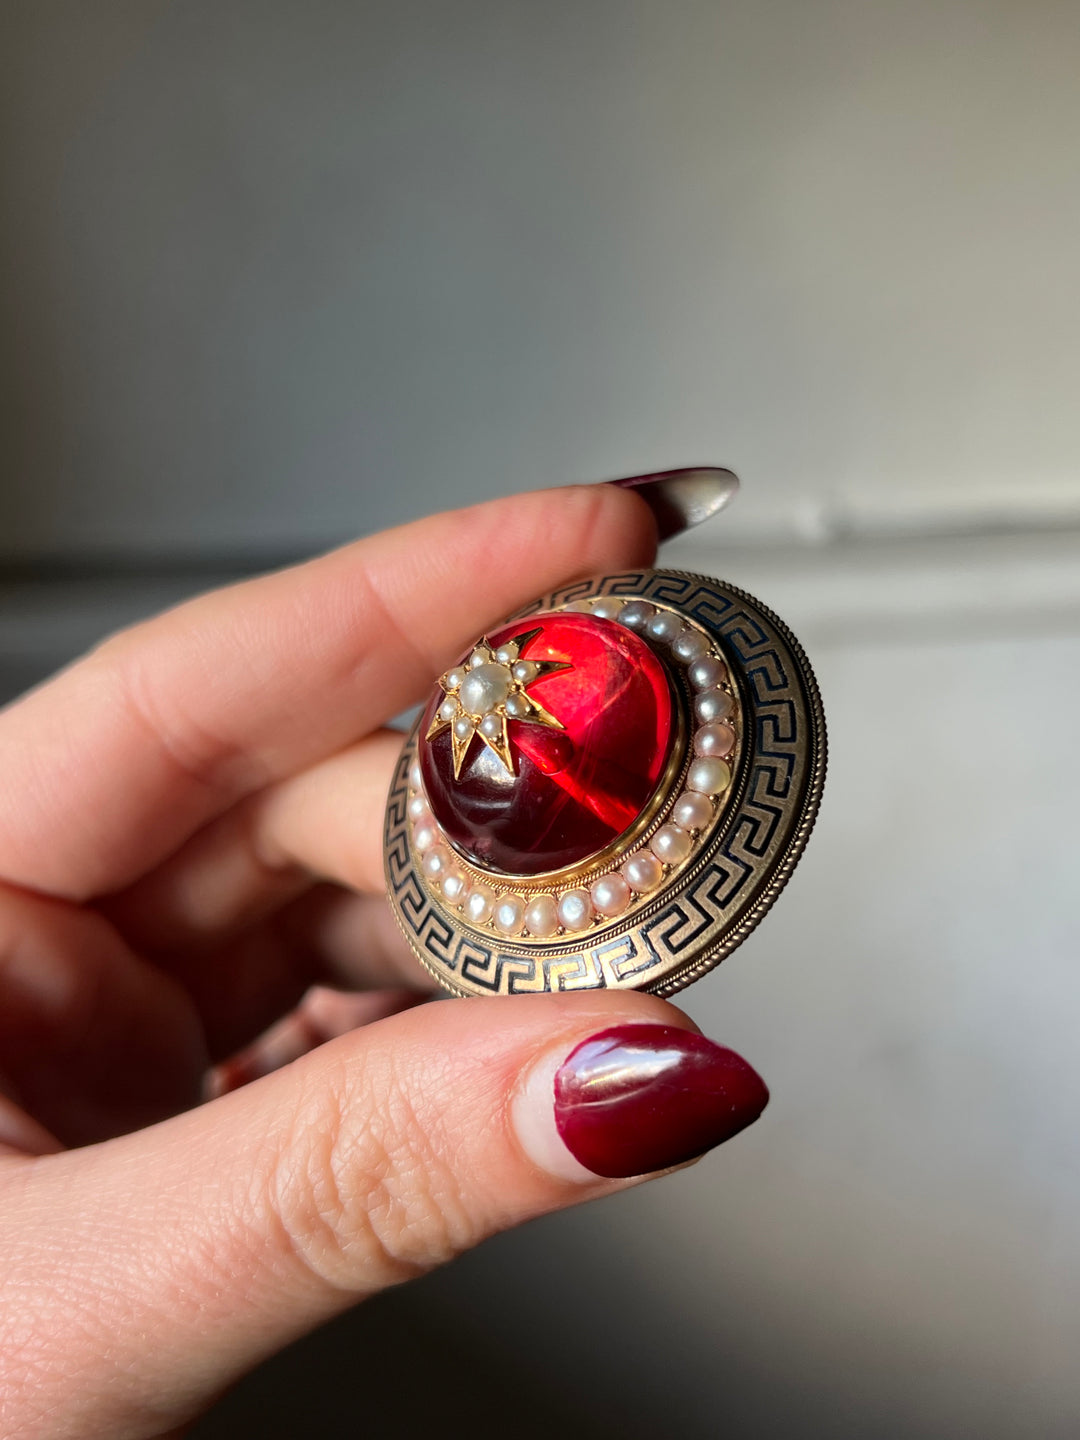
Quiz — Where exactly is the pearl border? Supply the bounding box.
[406,597,739,941]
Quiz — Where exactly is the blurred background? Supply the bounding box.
[3,2,1080,1435]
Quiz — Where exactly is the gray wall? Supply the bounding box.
[5,0,1080,556]
[4,4,1080,1438]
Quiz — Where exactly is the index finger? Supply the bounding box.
[0,485,657,900]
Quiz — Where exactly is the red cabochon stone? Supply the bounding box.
[419,613,675,876]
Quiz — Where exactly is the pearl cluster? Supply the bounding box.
[427,630,568,781]
[407,597,737,939]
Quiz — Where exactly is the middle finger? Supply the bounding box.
[101,728,403,959]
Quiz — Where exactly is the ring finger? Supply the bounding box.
[98,730,434,1052]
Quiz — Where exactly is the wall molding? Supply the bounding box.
[3,524,1080,697]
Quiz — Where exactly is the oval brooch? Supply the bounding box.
[384,568,826,997]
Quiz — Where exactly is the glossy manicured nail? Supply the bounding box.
[514,1023,768,1182]
[609,467,739,541]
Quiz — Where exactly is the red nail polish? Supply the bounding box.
[608,467,739,540]
[554,1024,768,1178]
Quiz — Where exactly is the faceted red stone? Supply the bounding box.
[419,613,675,876]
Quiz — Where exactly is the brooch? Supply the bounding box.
[385,569,825,997]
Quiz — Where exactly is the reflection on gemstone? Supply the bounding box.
[420,613,675,875]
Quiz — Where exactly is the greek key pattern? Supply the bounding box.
[384,570,826,998]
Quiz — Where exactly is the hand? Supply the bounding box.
[0,484,767,1439]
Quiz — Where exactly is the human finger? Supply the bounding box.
[0,484,657,902]
[99,729,403,960]
[95,734,429,1061]
[206,985,429,1097]
[0,990,767,1440]
[0,882,207,1148]
[146,888,433,1065]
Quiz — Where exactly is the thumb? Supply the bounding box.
[1,991,767,1440]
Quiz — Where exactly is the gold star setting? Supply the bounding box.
[426,627,570,779]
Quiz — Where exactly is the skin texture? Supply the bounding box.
[0,484,764,1439]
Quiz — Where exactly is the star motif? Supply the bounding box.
[426,627,571,779]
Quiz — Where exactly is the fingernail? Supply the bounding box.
[514,1023,768,1182]
[608,467,740,541]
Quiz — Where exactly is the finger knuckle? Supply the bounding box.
[266,1055,477,1292]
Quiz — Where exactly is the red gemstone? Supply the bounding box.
[419,613,675,875]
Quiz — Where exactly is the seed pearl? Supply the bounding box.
[494,894,525,936]
[480,713,502,739]
[622,850,663,893]
[524,894,560,938]
[407,794,431,822]
[618,600,655,630]
[590,874,632,918]
[563,598,593,612]
[505,693,531,718]
[687,757,732,796]
[442,868,469,905]
[412,821,438,853]
[673,630,709,662]
[557,889,593,932]
[421,845,452,881]
[694,688,733,724]
[494,645,518,665]
[453,716,473,740]
[460,664,512,718]
[591,597,624,620]
[650,824,692,865]
[512,660,538,683]
[646,611,684,644]
[466,885,496,925]
[695,721,735,758]
[444,668,466,693]
[673,791,713,831]
[469,650,488,669]
[688,655,726,691]
[408,761,423,791]
[439,698,460,722]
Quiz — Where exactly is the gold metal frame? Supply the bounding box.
[384,568,826,998]
[403,600,739,940]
